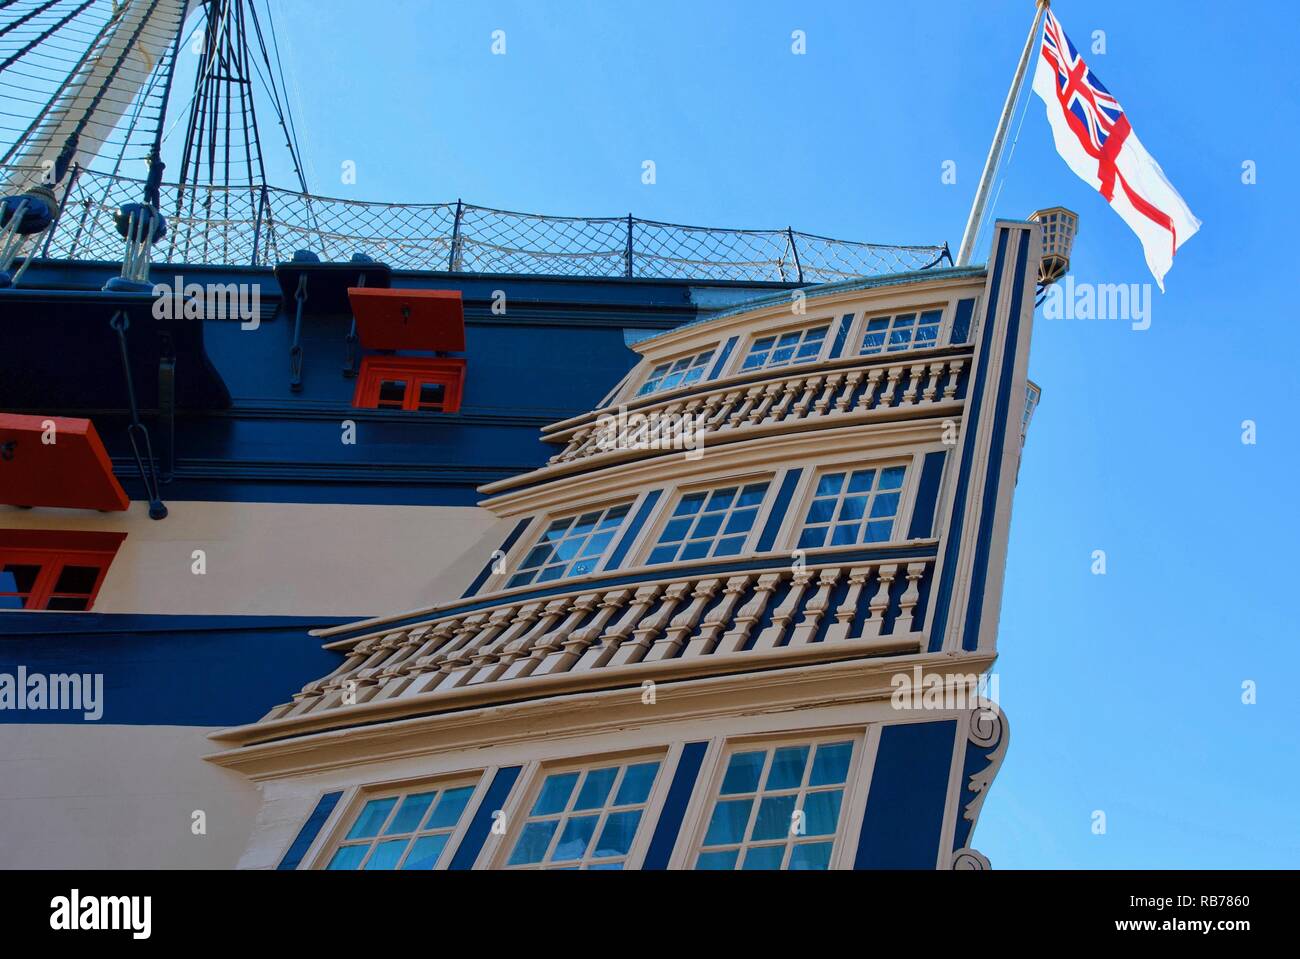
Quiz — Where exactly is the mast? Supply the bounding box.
[955,0,1050,266]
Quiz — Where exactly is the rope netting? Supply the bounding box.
[10,163,949,282]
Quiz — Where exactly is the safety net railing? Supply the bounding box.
[4,163,950,282]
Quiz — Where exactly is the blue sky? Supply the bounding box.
[237,0,1298,867]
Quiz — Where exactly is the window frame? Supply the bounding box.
[352,356,466,413]
[501,500,636,590]
[638,476,774,568]
[634,347,717,398]
[684,729,869,871]
[489,749,674,870]
[855,303,950,357]
[735,321,833,374]
[0,530,126,612]
[310,770,488,871]
[779,453,931,553]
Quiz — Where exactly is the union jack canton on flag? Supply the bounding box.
[1031,10,1200,290]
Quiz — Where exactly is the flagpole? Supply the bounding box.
[955,0,1052,266]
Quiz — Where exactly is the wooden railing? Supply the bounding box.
[264,557,934,721]
[544,355,968,468]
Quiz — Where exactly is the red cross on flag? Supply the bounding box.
[1032,10,1200,290]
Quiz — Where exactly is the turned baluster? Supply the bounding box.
[573,585,662,670]
[753,569,814,650]
[860,564,898,639]
[921,362,945,403]
[683,576,750,657]
[791,376,823,418]
[897,563,927,634]
[766,379,801,423]
[877,367,903,408]
[455,602,543,686]
[943,359,965,400]
[476,598,570,684]
[413,607,519,693]
[706,391,741,428]
[727,386,764,427]
[813,373,842,415]
[855,368,884,410]
[824,567,871,642]
[716,574,781,653]
[787,568,842,645]
[900,364,925,407]
[503,593,600,680]
[609,582,692,666]
[644,578,721,662]
[537,588,632,675]
[834,371,863,412]
[748,382,784,424]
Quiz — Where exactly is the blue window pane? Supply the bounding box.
[364,838,409,870]
[770,345,796,364]
[915,325,938,345]
[615,762,660,805]
[724,508,758,534]
[752,336,776,352]
[682,367,705,386]
[809,742,853,786]
[865,521,893,542]
[679,540,710,561]
[589,862,624,870]
[346,797,397,839]
[574,768,618,810]
[806,499,835,524]
[674,493,707,516]
[880,466,906,489]
[752,794,797,841]
[659,518,693,543]
[570,512,600,536]
[508,820,559,865]
[861,335,885,354]
[385,792,437,834]
[894,313,916,328]
[741,353,766,370]
[919,309,943,326]
[713,536,746,557]
[789,841,834,870]
[593,810,642,858]
[661,370,685,389]
[569,558,598,576]
[871,492,900,518]
[797,527,827,550]
[722,751,765,793]
[692,512,724,538]
[742,844,785,870]
[427,786,475,828]
[543,519,571,540]
[737,484,768,506]
[506,573,533,589]
[326,845,368,870]
[803,790,843,836]
[537,564,565,583]
[532,772,579,815]
[847,470,876,493]
[867,318,890,331]
[599,507,630,529]
[696,849,739,870]
[839,496,867,521]
[816,473,845,496]
[706,487,737,511]
[831,524,858,546]
[552,815,599,862]
[520,545,553,569]
[579,530,614,557]
[704,799,753,845]
[767,746,810,789]
[402,834,449,870]
[552,538,581,561]
[647,546,679,565]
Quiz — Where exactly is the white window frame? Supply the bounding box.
[735,321,833,374]
[501,500,637,590]
[311,771,488,871]
[635,347,718,398]
[790,460,911,551]
[489,750,674,870]
[856,304,949,357]
[683,729,869,871]
[639,476,774,567]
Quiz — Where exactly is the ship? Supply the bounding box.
[0,0,1061,870]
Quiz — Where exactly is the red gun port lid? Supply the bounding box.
[347,288,465,352]
[0,414,129,511]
